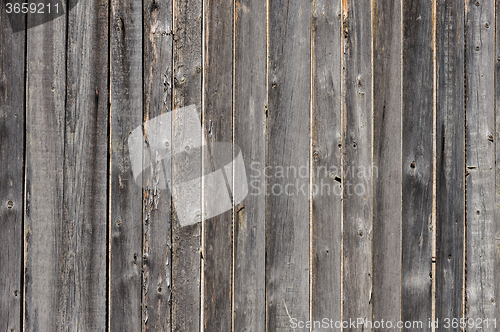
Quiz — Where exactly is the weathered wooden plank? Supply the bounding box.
[232,0,266,328]
[465,0,496,327]
[266,0,310,330]
[24,7,67,331]
[372,0,402,325]
[233,0,267,331]
[203,0,234,330]
[342,0,373,329]
[435,0,464,326]
[64,0,110,328]
[171,0,203,330]
[109,0,143,330]
[401,0,434,327]
[0,7,25,332]
[142,0,173,330]
[25,0,109,329]
[311,0,342,329]
[496,0,500,325]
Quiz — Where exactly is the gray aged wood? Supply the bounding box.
[24,7,67,331]
[496,0,500,325]
[402,0,433,327]
[372,0,402,325]
[142,0,173,330]
[0,8,24,332]
[266,0,310,330]
[171,0,203,330]
[65,0,109,328]
[435,0,464,326]
[109,0,143,330]
[465,0,497,327]
[25,0,109,330]
[311,0,342,328]
[342,0,373,329]
[233,0,267,331]
[3,1,500,330]
[203,0,234,330]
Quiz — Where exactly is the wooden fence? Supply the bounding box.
[1,0,499,331]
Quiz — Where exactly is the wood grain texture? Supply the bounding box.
[0,7,25,332]
[203,0,234,330]
[496,0,500,325]
[311,0,342,328]
[109,0,143,330]
[402,0,433,327]
[63,0,109,328]
[372,0,402,325]
[171,0,203,330]
[142,0,173,330]
[435,0,464,326]
[233,0,267,330]
[465,0,496,327]
[25,0,110,329]
[342,0,373,329]
[266,0,310,330]
[24,6,67,331]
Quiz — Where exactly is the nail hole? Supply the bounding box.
[475,1,480,6]
[410,162,416,169]
[14,290,18,296]
[477,210,481,215]
[158,286,162,293]
[476,46,480,51]
[7,200,14,209]
[485,22,490,28]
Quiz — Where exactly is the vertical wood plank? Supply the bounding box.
[496,0,500,325]
[233,0,267,330]
[0,7,25,332]
[266,0,310,330]
[171,0,203,330]
[465,0,496,327]
[372,0,402,325]
[142,0,173,329]
[342,0,373,329]
[311,0,342,328]
[401,0,434,327]
[203,0,234,329]
[24,6,66,331]
[64,0,109,328]
[435,0,465,326]
[109,0,143,330]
